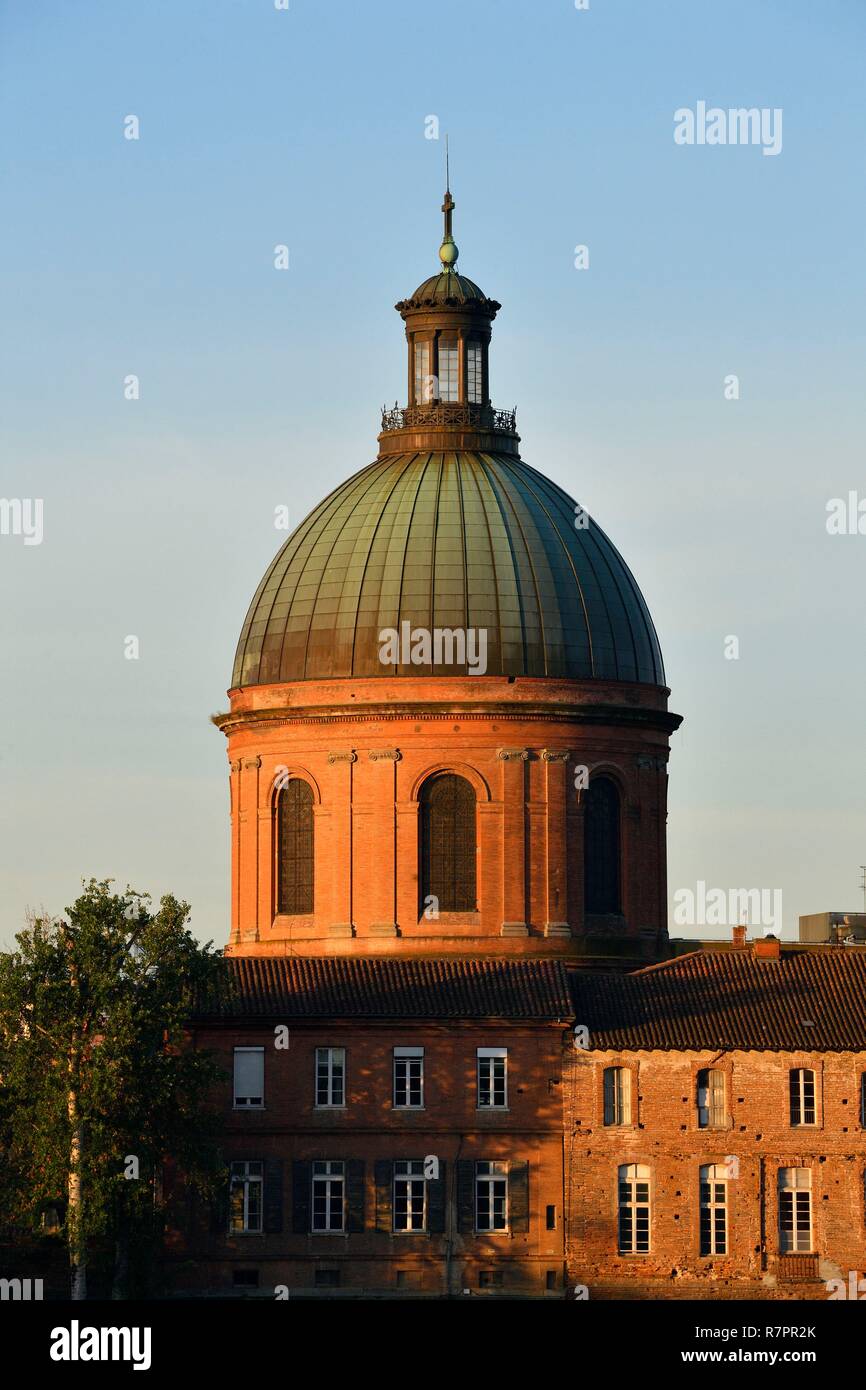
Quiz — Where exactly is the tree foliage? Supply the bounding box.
[0,880,227,1298]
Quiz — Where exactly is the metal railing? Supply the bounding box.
[380,403,517,433]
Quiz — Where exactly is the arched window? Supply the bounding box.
[276,779,314,915]
[584,775,621,913]
[419,774,476,913]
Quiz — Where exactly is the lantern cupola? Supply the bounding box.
[380,183,519,457]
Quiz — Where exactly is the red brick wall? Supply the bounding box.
[218,674,674,956]
[167,1020,568,1298]
[564,1047,866,1300]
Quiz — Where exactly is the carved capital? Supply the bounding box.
[328,751,358,764]
[229,759,242,773]
[636,754,668,771]
[541,748,570,763]
[368,748,401,761]
[497,747,530,762]
[241,756,261,770]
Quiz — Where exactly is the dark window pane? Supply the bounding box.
[420,774,476,912]
[584,775,621,913]
[277,780,314,914]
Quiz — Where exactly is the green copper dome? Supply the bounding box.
[400,269,493,308]
[231,452,665,688]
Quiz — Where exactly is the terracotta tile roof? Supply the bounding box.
[194,956,573,1022]
[572,948,866,1052]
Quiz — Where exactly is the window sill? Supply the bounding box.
[233,1105,266,1112]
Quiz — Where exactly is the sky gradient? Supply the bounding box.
[1,0,864,946]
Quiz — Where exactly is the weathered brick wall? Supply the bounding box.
[564,1047,866,1300]
[166,1020,567,1297]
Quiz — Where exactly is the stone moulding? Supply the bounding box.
[214,703,682,736]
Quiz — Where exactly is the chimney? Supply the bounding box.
[753,933,781,960]
[732,924,747,948]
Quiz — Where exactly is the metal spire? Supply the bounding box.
[439,136,458,272]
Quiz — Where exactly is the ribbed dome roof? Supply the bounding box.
[232,452,665,688]
[401,269,494,308]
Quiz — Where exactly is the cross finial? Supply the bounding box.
[439,136,458,272]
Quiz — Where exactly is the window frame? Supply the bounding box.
[778,1167,812,1253]
[233,1046,265,1110]
[696,1067,727,1129]
[617,1163,651,1255]
[603,1066,632,1126]
[789,1068,817,1127]
[311,1160,346,1234]
[229,1160,263,1234]
[275,777,314,917]
[315,1046,346,1110]
[475,1160,509,1233]
[393,1046,425,1110]
[699,1164,728,1256]
[392,1160,428,1234]
[477,1048,508,1110]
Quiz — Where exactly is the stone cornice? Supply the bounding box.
[214,703,683,737]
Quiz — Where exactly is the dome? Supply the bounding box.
[398,269,497,310]
[231,451,665,688]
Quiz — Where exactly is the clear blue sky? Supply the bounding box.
[1,0,864,945]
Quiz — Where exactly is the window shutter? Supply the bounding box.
[263,1158,283,1233]
[346,1159,365,1233]
[374,1159,393,1233]
[456,1160,475,1233]
[427,1160,447,1234]
[509,1160,529,1233]
[292,1160,311,1234]
[210,1169,230,1236]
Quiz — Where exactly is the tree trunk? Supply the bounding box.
[67,1068,87,1300]
[111,1233,129,1300]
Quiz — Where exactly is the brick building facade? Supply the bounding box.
[171,186,866,1299]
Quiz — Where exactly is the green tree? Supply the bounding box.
[0,880,227,1299]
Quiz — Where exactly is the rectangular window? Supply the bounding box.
[546,1204,557,1231]
[790,1068,816,1126]
[312,1160,345,1233]
[603,1067,631,1126]
[699,1165,728,1255]
[393,1160,427,1232]
[229,1160,263,1233]
[414,340,431,403]
[618,1164,650,1254]
[778,1168,812,1253]
[438,338,459,401]
[393,1047,424,1108]
[475,1160,508,1232]
[467,342,482,403]
[697,1068,726,1128]
[477,1048,507,1108]
[233,1047,264,1109]
[315,1047,346,1108]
